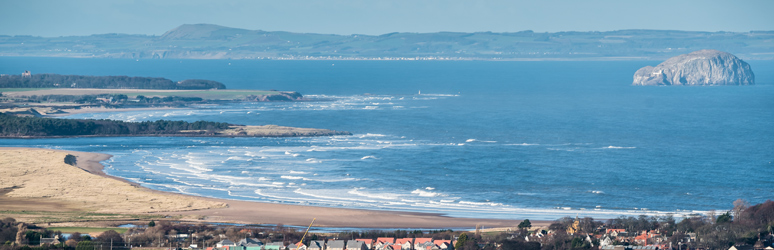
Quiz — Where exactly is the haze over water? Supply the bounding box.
[1,58,772,220]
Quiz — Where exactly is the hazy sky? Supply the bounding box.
[2,0,773,37]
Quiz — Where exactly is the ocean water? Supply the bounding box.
[1,58,773,220]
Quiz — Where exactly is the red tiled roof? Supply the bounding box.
[414,238,433,244]
[356,239,375,245]
[377,238,395,244]
[395,239,412,245]
[433,240,451,246]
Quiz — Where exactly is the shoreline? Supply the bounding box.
[0,147,546,229]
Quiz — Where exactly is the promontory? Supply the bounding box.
[632,50,755,86]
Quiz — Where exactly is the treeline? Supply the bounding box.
[13,94,203,104]
[538,199,774,250]
[0,112,231,137]
[0,74,225,90]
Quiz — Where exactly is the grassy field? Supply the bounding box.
[0,210,164,224]
[46,227,128,234]
[0,88,55,92]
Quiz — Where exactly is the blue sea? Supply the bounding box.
[1,57,772,220]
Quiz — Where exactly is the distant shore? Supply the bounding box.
[0,147,545,229]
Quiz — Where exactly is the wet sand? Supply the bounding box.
[0,147,547,229]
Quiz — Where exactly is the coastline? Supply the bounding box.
[0,147,546,229]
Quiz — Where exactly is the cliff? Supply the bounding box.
[632,50,755,86]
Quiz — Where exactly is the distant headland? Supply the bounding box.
[1,24,773,60]
[632,50,755,86]
[0,72,350,138]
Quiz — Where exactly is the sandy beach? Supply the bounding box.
[0,147,546,229]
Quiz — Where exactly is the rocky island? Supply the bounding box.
[632,50,755,86]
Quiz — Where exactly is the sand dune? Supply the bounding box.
[0,148,226,213]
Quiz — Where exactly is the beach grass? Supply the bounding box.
[0,210,165,224]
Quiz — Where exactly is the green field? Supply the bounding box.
[125,90,280,99]
[0,88,55,92]
[46,227,128,234]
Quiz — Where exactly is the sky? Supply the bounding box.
[1,0,773,37]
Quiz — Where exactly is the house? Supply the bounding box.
[218,240,237,248]
[432,240,452,250]
[376,238,395,244]
[375,238,395,250]
[289,243,307,250]
[22,71,31,77]
[413,238,433,250]
[264,242,285,250]
[394,239,412,250]
[385,245,401,250]
[355,239,374,249]
[239,238,264,246]
[728,246,753,250]
[327,240,347,250]
[347,241,368,250]
[606,229,627,237]
[308,241,325,250]
[237,238,264,250]
[40,235,60,245]
[599,236,613,247]
[415,242,435,250]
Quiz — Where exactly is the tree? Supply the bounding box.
[97,230,125,248]
[500,240,540,250]
[148,220,156,227]
[518,219,532,229]
[454,233,469,250]
[69,232,82,242]
[733,199,750,220]
[76,241,94,250]
[716,212,733,224]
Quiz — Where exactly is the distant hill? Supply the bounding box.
[1,24,773,60]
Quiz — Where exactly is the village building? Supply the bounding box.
[307,241,325,250]
[235,238,263,250]
[413,238,433,250]
[40,235,60,245]
[327,240,347,250]
[217,239,237,248]
[355,239,374,250]
[264,242,285,250]
[346,240,368,250]
[375,238,395,250]
[289,243,307,250]
[394,238,412,250]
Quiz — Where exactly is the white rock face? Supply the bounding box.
[633,50,755,86]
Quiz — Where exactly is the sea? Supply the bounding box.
[1,57,772,221]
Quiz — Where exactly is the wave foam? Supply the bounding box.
[411,189,440,197]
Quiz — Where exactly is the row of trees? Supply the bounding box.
[9,94,205,105]
[0,113,231,137]
[0,74,225,90]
